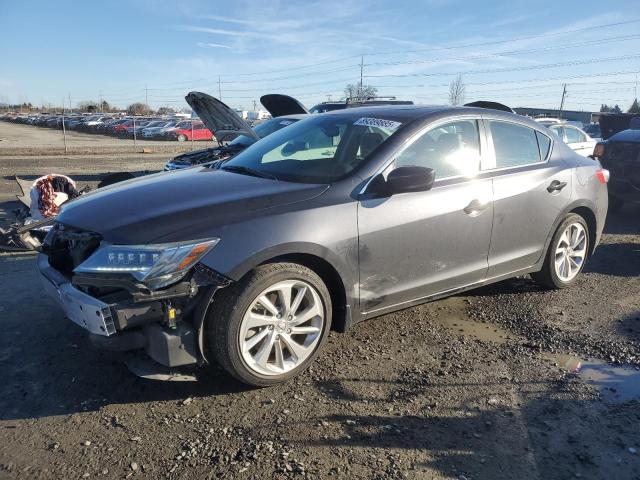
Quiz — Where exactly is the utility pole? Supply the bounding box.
[558,83,567,119]
[635,73,638,100]
[145,84,149,107]
[359,55,364,94]
[218,76,222,100]
[61,97,68,155]
[99,91,103,112]
[68,92,72,113]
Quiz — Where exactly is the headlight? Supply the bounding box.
[74,238,219,289]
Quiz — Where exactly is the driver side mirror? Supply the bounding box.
[385,166,436,194]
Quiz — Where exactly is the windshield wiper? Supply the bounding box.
[221,164,279,180]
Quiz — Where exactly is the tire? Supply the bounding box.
[532,213,589,289]
[177,134,187,142]
[206,263,332,386]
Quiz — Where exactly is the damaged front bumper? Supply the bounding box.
[37,253,226,368]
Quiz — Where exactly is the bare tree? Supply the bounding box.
[448,75,466,106]
[344,83,378,101]
[127,102,152,116]
[78,101,99,112]
[157,106,176,115]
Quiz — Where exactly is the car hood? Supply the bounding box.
[185,91,259,143]
[260,94,309,117]
[608,129,640,143]
[57,167,329,244]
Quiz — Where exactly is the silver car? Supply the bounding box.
[38,104,609,386]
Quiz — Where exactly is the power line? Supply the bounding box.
[364,53,640,78]
[364,33,640,68]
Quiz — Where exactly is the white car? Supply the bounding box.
[547,124,597,157]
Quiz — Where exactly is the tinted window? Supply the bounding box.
[396,120,480,178]
[536,131,552,159]
[490,121,541,168]
[565,126,586,144]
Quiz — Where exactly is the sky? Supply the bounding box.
[1,0,639,112]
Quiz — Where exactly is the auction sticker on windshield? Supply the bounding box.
[354,117,402,130]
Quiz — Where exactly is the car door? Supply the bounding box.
[484,118,572,277]
[357,117,494,315]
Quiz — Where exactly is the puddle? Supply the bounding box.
[438,316,519,344]
[544,353,640,404]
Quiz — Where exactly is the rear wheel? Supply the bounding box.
[177,134,188,142]
[532,213,589,289]
[206,263,332,386]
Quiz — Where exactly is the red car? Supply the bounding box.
[167,121,214,142]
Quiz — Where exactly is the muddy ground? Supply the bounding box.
[0,156,639,479]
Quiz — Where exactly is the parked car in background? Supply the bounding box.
[592,116,640,211]
[164,120,213,141]
[141,119,179,139]
[38,104,609,386]
[548,124,598,157]
[309,97,414,114]
[583,122,602,140]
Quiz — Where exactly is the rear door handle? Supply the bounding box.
[547,180,567,193]
[464,199,490,216]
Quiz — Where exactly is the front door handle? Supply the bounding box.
[547,180,567,193]
[464,199,490,217]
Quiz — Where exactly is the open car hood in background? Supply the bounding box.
[260,94,309,117]
[185,91,259,142]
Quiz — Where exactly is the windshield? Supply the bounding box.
[221,113,401,183]
[228,117,300,147]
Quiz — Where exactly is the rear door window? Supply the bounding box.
[489,121,541,168]
[536,131,552,159]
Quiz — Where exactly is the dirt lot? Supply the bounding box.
[0,157,639,479]
[0,122,213,156]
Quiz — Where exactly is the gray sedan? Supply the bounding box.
[38,104,609,386]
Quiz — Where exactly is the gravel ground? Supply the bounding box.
[0,156,638,479]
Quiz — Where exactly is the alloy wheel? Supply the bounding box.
[554,222,587,282]
[239,280,324,376]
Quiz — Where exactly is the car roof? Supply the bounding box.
[321,104,542,128]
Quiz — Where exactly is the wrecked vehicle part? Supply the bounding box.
[38,227,232,367]
[0,175,84,252]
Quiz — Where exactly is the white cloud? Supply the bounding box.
[196,42,232,49]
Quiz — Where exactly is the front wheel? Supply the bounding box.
[177,134,188,142]
[532,213,589,289]
[206,263,332,386]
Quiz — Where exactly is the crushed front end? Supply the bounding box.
[38,223,230,368]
